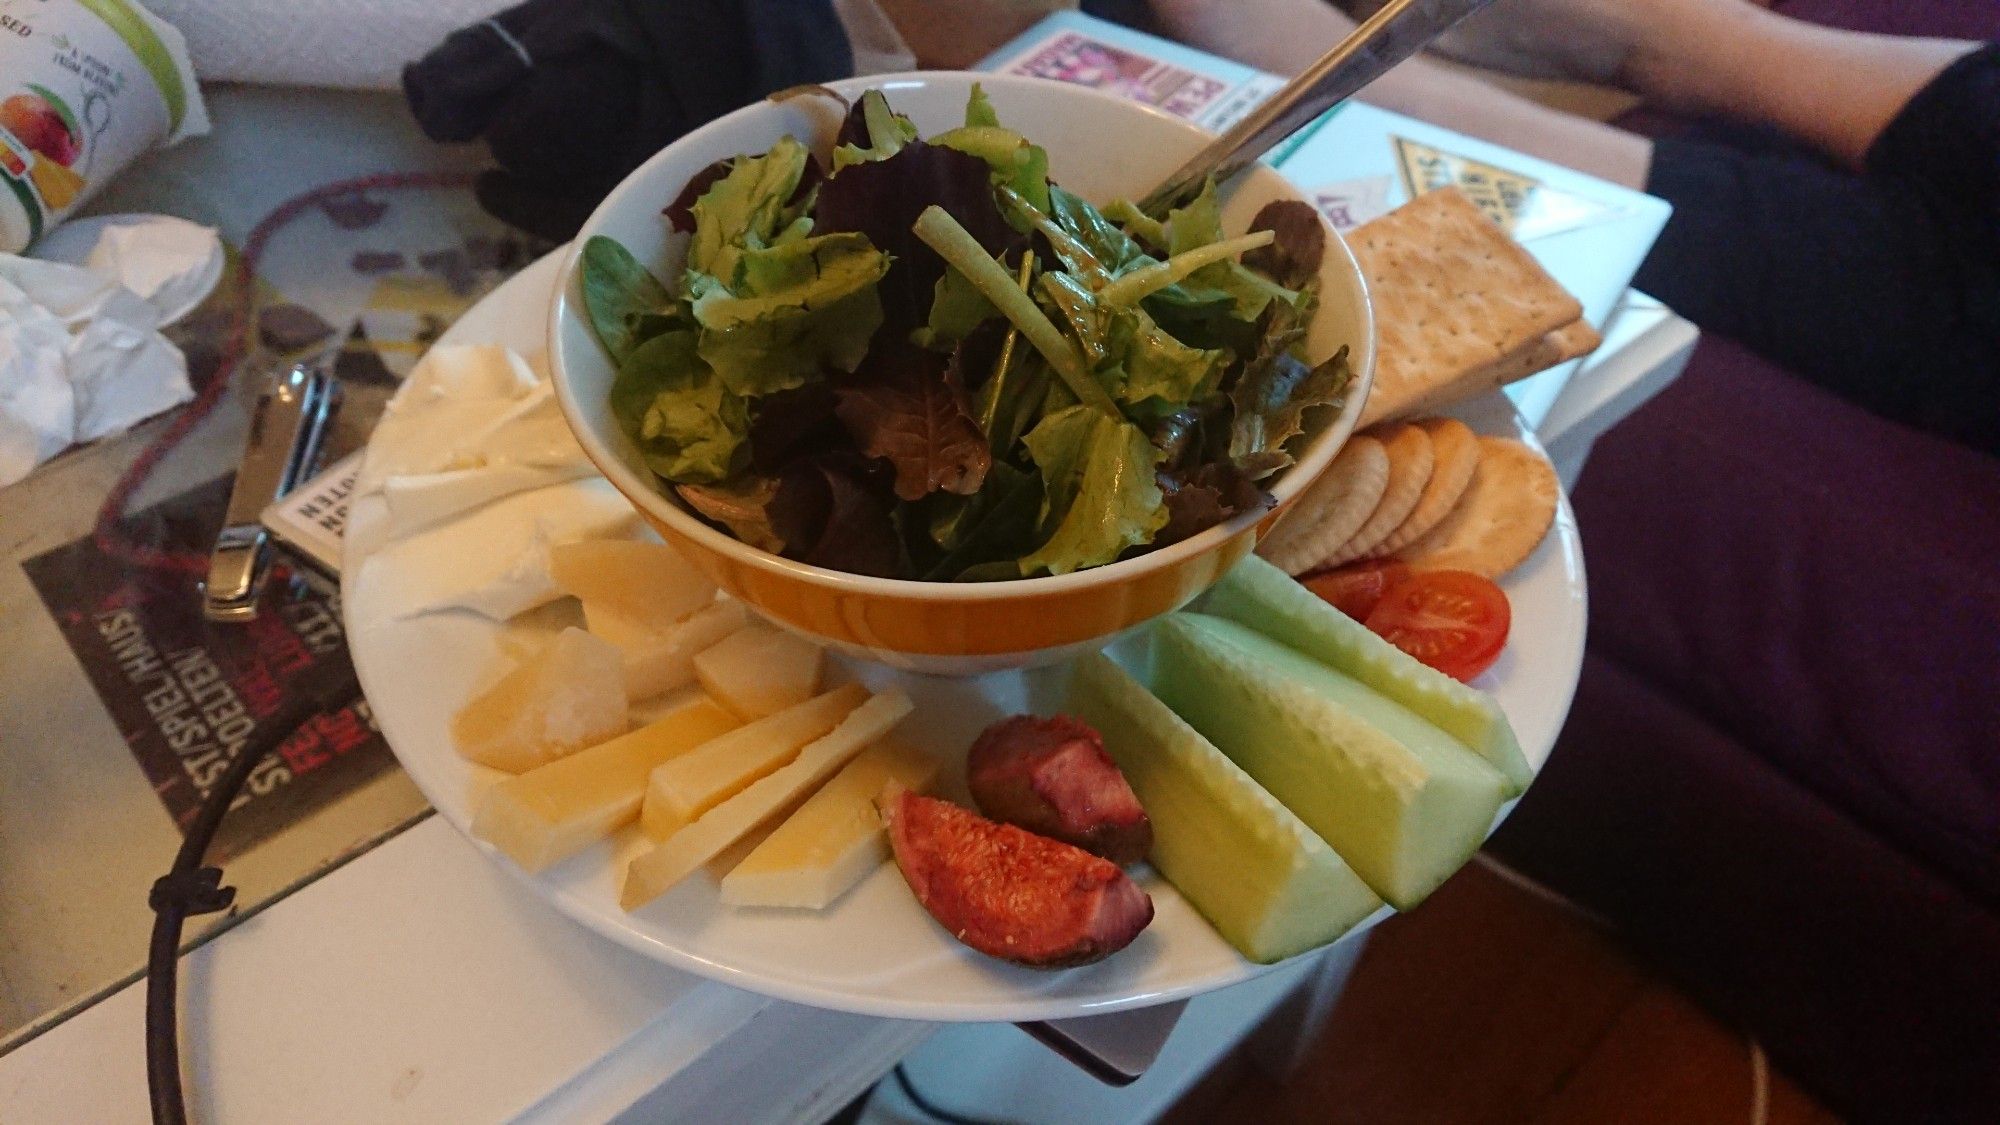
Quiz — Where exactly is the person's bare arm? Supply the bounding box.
[1319,0,1981,171]
[1149,0,1655,188]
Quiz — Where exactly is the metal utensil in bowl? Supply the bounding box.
[1139,0,1500,214]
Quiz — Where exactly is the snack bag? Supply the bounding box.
[0,0,207,251]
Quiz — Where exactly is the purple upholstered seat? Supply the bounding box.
[1486,4,2000,1120]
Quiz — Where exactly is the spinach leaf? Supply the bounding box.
[581,235,673,364]
[610,329,750,484]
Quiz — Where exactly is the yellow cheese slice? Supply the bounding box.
[718,738,939,909]
[604,600,748,702]
[451,627,628,773]
[472,693,738,872]
[693,621,824,720]
[640,682,867,839]
[621,690,915,910]
[550,538,717,634]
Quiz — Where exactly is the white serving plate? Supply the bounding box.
[344,252,1586,1023]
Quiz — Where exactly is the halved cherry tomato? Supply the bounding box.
[1300,560,1412,621]
[1363,570,1511,682]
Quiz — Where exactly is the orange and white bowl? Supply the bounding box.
[549,72,1374,674]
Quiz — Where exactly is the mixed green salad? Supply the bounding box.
[582,86,1349,581]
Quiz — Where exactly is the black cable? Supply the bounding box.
[145,654,361,1125]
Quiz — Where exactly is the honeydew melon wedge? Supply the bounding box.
[1201,555,1531,795]
[1152,614,1506,909]
[1069,654,1384,963]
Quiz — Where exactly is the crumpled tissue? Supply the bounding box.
[0,215,225,489]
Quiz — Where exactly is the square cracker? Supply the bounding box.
[1350,187,1583,426]
[1399,317,1603,420]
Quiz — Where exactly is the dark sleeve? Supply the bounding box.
[1865,42,2000,229]
[1635,82,2000,456]
[403,0,852,242]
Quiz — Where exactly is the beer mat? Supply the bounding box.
[23,475,391,857]
[999,28,1284,132]
[1313,175,1396,232]
[1392,136,1624,242]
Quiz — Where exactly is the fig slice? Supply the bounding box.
[967,715,1152,866]
[883,789,1153,968]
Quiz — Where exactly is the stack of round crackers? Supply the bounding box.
[1257,417,1559,580]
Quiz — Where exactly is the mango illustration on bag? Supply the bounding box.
[0,0,207,252]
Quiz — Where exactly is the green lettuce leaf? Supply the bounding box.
[923,461,1045,580]
[1020,404,1166,575]
[688,135,813,282]
[964,83,1000,128]
[1166,180,1300,323]
[1122,316,1226,420]
[1035,270,1223,421]
[1229,282,1350,479]
[581,235,674,364]
[609,329,750,484]
[915,264,998,350]
[974,346,1051,459]
[932,125,1052,215]
[688,231,889,396]
[831,90,920,170]
[1049,187,1154,277]
[1100,199,1167,251]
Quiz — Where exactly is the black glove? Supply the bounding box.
[403,0,852,242]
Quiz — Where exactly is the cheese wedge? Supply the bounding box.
[451,627,628,773]
[473,693,739,872]
[719,739,939,909]
[694,621,825,720]
[603,600,749,702]
[641,683,868,839]
[551,538,718,635]
[622,690,915,910]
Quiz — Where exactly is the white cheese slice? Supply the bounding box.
[358,345,541,494]
[351,478,638,626]
[640,682,867,839]
[381,462,594,539]
[719,738,938,909]
[693,621,825,720]
[552,538,718,636]
[610,600,749,702]
[451,626,628,773]
[472,692,738,871]
[622,690,915,910]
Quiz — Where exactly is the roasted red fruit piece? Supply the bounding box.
[884,790,1154,968]
[966,714,1153,865]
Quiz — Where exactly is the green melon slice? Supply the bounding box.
[1152,614,1506,909]
[1069,653,1384,963]
[1201,555,1531,795]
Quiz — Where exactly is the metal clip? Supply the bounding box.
[202,365,341,622]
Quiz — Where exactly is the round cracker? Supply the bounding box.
[1394,436,1559,578]
[1322,422,1435,567]
[1257,436,1391,575]
[1373,417,1481,556]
